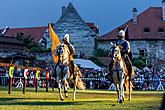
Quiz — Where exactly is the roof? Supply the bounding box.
[55,2,95,37]
[74,59,102,70]
[1,26,47,42]
[98,7,165,41]
[0,35,25,45]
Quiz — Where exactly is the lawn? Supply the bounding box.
[0,87,164,110]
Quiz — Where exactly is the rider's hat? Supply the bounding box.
[62,34,70,42]
[117,30,125,38]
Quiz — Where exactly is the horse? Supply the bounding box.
[54,44,85,101]
[109,43,133,103]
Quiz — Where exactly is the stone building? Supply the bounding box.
[97,2,165,64]
[46,2,98,57]
[1,2,98,57]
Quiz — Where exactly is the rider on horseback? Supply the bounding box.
[116,30,133,77]
[109,30,133,81]
[62,34,75,79]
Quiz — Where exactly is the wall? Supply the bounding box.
[97,40,165,63]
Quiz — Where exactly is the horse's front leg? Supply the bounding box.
[116,84,120,102]
[119,78,125,103]
[64,80,68,98]
[63,66,70,99]
[73,75,78,101]
[58,81,64,101]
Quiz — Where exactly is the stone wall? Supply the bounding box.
[97,40,165,62]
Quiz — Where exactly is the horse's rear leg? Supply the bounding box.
[129,80,132,101]
[128,76,132,101]
[122,86,125,101]
[58,82,64,101]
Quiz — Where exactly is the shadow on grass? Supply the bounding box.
[0,97,106,106]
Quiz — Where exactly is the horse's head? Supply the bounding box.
[56,44,64,57]
[110,43,121,62]
[55,44,70,65]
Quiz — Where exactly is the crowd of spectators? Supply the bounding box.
[132,65,165,90]
[0,61,165,91]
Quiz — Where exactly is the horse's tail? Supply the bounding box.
[76,75,86,90]
[124,76,133,95]
[74,64,85,90]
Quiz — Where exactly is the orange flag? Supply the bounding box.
[48,23,61,63]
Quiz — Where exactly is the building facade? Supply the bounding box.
[97,4,165,64]
[45,3,98,57]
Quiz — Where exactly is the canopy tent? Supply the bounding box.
[74,59,102,70]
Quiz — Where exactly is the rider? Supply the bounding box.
[62,34,75,79]
[109,30,133,81]
[116,30,133,76]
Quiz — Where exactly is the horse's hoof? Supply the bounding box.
[65,94,68,98]
[119,100,123,103]
[61,98,64,101]
[72,98,75,101]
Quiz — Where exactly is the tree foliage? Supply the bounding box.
[132,56,146,69]
[15,32,48,52]
[94,48,109,57]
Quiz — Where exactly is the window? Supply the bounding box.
[158,27,164,33]
[139,50,145,57]
[144,27,150,33]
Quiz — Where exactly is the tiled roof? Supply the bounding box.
[98,7,165,41]
[0,35,25,45]
[2,26,47,42]
[0,35,26,50]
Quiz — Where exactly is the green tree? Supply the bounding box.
[94,48,109,57]
[132,56,146,69]
[15,32,42,52]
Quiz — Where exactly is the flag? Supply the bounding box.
[24,69,28,79]
[9,66,14,78]
[36,70,40,80]
[48,23,61,63]
[124,25,129,40]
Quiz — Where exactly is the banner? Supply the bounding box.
[36,70,40,80]
[46,71,49,79]
[24,69,28,79]
[9,66,14,78]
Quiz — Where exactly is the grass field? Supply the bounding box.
[0,87,164,110]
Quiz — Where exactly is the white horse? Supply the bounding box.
[54,44,85,101]
[110,43,133,103]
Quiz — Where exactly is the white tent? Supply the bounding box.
[74,59,102,70]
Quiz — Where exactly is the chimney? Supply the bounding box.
[162,0,165,21]
[132,8,137,24]
[62,6,66,16]
[1,26,9,35]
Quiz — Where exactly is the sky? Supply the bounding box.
[0,0,162,35]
